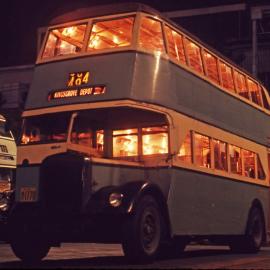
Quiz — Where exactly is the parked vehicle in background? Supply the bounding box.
[0,114,16,237]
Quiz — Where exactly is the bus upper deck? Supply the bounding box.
[24,3,270,148]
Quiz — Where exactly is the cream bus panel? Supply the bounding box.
[17,143,67,165]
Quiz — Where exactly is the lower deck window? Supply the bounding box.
[229,145,242,175]
[242,149,255,178]
[112,126,168,158]
[178,132,192,163]
[178,130,265,181]
[113,129,138,157]
[142,127,168,155]
[194,133,211,168]
[213,139,227,171]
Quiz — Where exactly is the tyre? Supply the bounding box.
[11,234,50,263]
[122,195,162,263]
[230,207,264,253]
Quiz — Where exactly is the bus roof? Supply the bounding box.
[49,2,162,25]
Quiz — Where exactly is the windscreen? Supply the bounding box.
[20,112,71,145]
[0,120,12,138]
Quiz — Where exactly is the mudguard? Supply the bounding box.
[87,180,168,216]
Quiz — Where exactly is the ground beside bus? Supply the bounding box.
[1,243,270,269]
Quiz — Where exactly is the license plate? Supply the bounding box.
[20,187,37,202]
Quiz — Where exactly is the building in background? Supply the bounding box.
[0,1,270,138]
[0,65,33,138]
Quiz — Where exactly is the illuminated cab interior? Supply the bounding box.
[20,107,169,162]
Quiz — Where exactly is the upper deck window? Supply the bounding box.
[247,78,263,106]
[164,26,186,64]
[139,17,165,53]
[42,24,87,59]
[203,51,219,84]
[219,61,235,93]
[184,39,204,74]
[234,70,249,100]
[88,17,134,51]
[260,87,270,109]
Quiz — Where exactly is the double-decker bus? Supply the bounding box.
[0,115,16,232]
[9,3,270,263]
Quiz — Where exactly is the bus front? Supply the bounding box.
[11,4,174,263]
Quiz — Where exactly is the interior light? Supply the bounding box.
[62,26,76,37]
[113,36,119,44]
[89,36,100,49]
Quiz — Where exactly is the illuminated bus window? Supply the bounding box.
[88,17,134,51]
[43,24,87,59]
[96,130,104,153]
[164,26,186,64]
[242,149,255,178]
[219,61,235,92]
[203,51,219,84]
[70,115,104,156]
[213,139,227,171]
[194,133,211,168]
[234,70,250,100]
[257,155,265,180]
[229,145,242,175]
[247,78,263,106]
[139,17,165,53]
[178,132,192,163]
[142,126,168,155]
[184,39,204,74]
[113,129,138,157]
[21,113,70,145]
[261,87,270,109]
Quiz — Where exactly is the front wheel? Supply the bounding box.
[230,207,264,253]
[122,195,162,263]
[11,233,50,263]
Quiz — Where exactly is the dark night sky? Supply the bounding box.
[1,0,268,68]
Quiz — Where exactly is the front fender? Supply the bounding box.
[87,180,166,216]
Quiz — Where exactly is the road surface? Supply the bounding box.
[1,243,270,269]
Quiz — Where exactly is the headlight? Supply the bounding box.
[0,200,8,212]
[109,192,123,207]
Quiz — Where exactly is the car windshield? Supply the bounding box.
[20,112,71,145]
[0,120,12,138]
